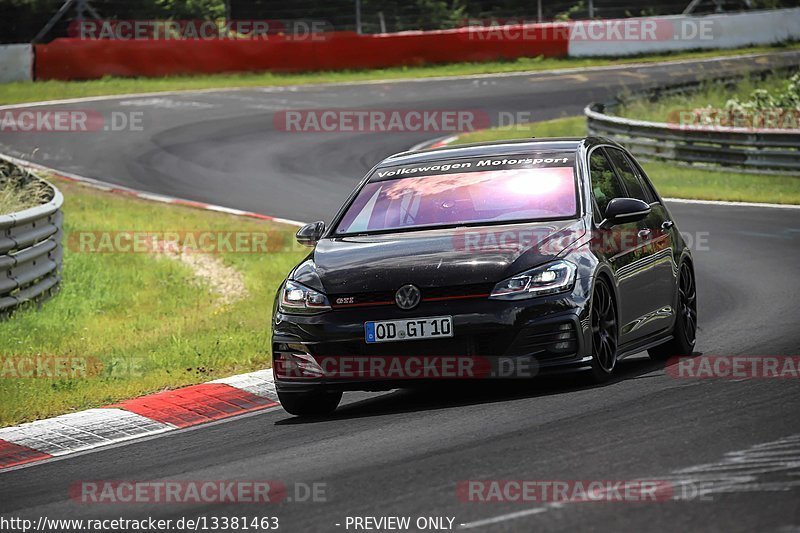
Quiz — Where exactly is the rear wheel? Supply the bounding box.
[277,390,342,417]
[588,277,618,383]
[649,261,697,360]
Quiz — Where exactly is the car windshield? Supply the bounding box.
[335,153,578,234]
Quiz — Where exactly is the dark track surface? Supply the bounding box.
[1,51,799,532]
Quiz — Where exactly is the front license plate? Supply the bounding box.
[365,316,453,344]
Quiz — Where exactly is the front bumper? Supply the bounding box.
[272,285,593,393]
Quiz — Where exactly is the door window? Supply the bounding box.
[589,150,626,218]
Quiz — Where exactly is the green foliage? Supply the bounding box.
[750,0,790,8]
[616,71,798,125]
[724,72,800,112]
[554,1,587,21]
[420,0,468,28]
[153,0,226,20]
[363,0,468,31]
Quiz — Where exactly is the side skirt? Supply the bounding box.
[617,332,674,361]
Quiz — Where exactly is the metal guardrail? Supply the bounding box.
[0,166,63,315]
[585,77,800,175]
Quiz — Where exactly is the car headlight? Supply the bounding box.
[279,280,332,314]
[490,260,577,300]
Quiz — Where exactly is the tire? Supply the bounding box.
[277,390,342,417]
[649,261,697,360]
[587,277,618,383]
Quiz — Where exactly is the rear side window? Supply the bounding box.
[606,148,651,203]
[589,150,625,218]
[629,158,660,204]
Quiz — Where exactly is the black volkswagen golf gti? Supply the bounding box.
[272,137,697,416]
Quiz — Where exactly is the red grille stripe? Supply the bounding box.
[334,293,489,308]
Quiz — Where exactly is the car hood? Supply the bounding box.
[311,220,585,294]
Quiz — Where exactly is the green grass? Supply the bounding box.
[0,178,305,426]
[616,72,794,122]
[0,43,798,105]
[450,116,800,204]
[636,161,800,203]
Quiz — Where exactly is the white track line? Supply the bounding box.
[662,197,800,209]
[0,153,306,227]
[460,507,549,529]
[458,434,800,530]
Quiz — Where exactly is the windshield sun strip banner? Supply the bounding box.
[369,153,576,182]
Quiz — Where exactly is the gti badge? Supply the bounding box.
[395,284,421,310]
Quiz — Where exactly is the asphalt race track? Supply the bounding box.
[1,51,799,532]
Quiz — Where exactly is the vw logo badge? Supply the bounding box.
[395,284,421,310]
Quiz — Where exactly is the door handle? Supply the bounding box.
[638,229,651,239]
[662,220,675,229]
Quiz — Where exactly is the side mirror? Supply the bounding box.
[296,221,325,247]
[600,198,651,229]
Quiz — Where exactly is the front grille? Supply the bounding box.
[330,283,495,309]
[505,322,578,361]
[423,283,495,301]
[278,321,577,363]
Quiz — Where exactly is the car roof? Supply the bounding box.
[379,137,614,168]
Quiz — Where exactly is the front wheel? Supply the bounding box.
[588,277,618,383]
[277,390,342,417]
[649,261,697,360]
